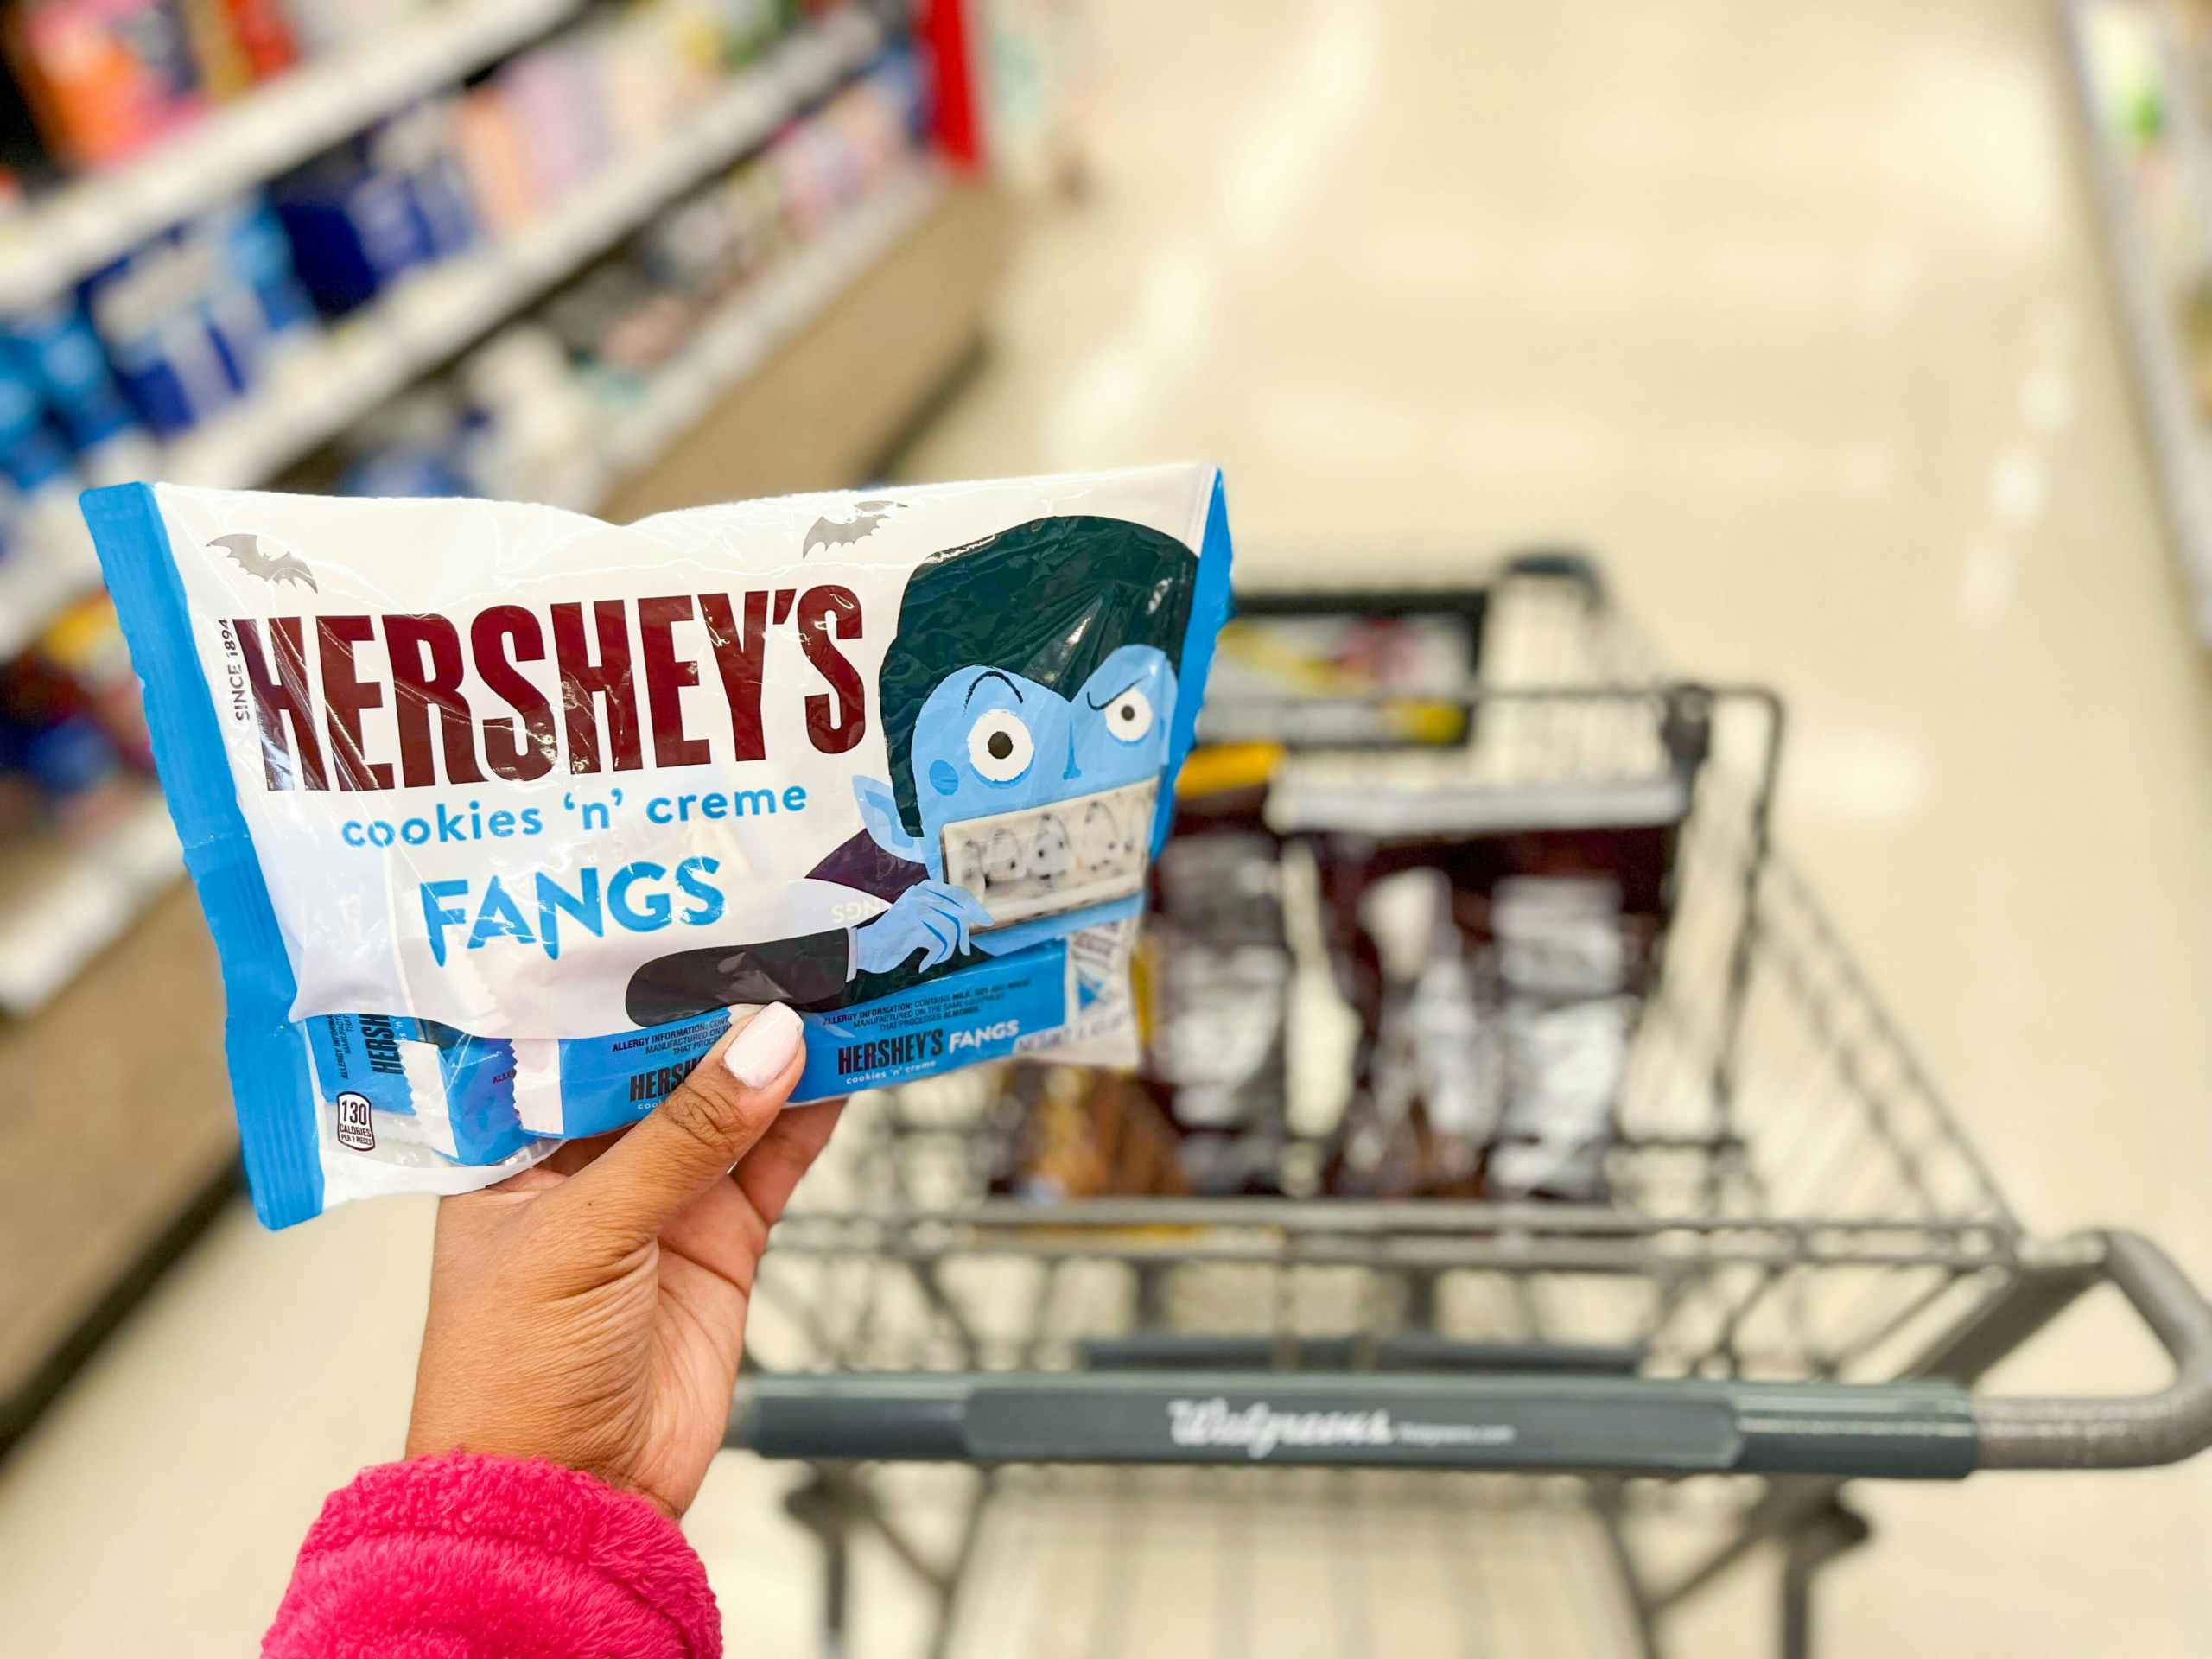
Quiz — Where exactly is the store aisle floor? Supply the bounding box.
[4,1,2209,1654]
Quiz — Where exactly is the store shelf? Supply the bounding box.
[601,173,1014,520]
[0,8,1002,1458]
[0,0,582,314]
[0,162,980,1024]
[0,5,880,654]
[0,789,180,1017]
[2063,0,2212,642]
[0,168,940,1016]
[596,162,948,496]
[163,6,883,491]
[0,168,1007,1453]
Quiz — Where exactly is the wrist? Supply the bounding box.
[271,1452,718,1656]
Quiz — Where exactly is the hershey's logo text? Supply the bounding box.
[359,1013,407,1077]
[228,586,865,791]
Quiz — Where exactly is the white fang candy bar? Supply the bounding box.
[942,779,1160,926]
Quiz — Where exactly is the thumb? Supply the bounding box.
[551,1003,808,1249]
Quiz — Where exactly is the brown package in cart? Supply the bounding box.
[1316,820,1676,1201]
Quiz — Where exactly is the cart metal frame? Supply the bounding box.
[723,560,2212,1658]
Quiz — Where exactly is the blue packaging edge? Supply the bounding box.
[1152,467,1235,852]
[81,482,325,1228]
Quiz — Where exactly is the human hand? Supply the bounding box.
[855,879,993,974]
[405,1004,839,1519]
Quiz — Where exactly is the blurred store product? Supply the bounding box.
[2067,0,2212,640]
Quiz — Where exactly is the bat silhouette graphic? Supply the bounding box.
[803,498,898,556]
[212,532,319,591]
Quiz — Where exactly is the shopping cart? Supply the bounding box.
[723,557,2212,1658]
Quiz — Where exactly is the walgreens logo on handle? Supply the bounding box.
[1164,1396,1522,1459]
[1165,1396,1395,1459]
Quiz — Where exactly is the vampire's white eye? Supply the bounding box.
[967,708,1034,782]
[1103,686,1154,743]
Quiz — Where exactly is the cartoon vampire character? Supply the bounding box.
[624,514,1198,1025]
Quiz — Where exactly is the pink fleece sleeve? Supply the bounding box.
[263,1453,721,1659]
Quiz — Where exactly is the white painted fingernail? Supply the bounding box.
[725,1003,804,1089]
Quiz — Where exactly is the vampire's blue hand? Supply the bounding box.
[855,880,995,975]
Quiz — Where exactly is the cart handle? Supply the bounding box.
[1972,1230,2212,1470]
[729,1231,2212,1479]
[1075,1333,1645,1376]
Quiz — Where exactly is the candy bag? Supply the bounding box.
[86,465,1233,1225]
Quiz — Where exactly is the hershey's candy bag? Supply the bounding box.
[86,465,1232,1225]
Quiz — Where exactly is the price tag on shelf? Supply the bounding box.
[384,261,491,355]
[0,858,130,1016]
[587,162,944,507]
[702,313,770,382]
[725,79,781,145]
[0,550,89,658]
[113,798,184,890]
[0,791,181,1014]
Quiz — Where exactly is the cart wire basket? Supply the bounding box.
[725,556,2212,1659]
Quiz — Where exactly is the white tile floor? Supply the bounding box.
[8,0,2212,1652]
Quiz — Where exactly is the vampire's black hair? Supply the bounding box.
[875,514,1198,837]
